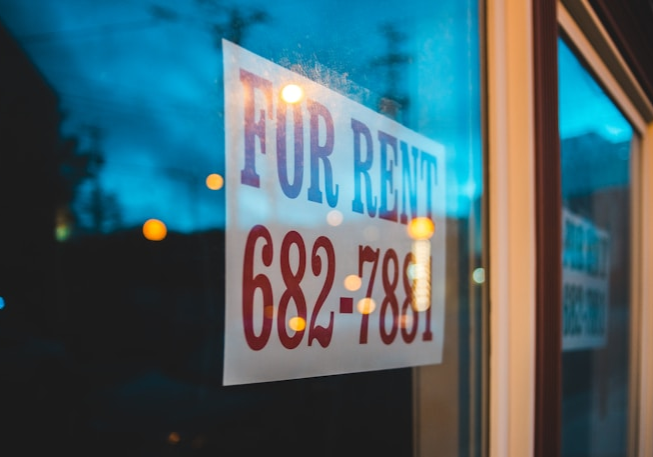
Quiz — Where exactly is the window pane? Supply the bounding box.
[558,37,635,457]
[0,1,485,455]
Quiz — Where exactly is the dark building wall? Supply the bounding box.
[0,21,59,331]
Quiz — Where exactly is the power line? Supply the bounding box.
[19,18,165,44]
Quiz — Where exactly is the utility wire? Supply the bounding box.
[19,18,165,44]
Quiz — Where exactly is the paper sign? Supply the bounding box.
[223,40,447,385]
[562,208,610,351]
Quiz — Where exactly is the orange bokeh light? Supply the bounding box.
[206,173,224,190]
[357,298,376,315]
[142,219,167,241]
[288,316,306,332]
[407,217,435,240]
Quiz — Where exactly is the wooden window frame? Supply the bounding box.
[558,2,653,456]
[488,0,653,456]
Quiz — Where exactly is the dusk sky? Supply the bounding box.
[0,0,549,234]
[558,37,633,143]
[2,0,227,232]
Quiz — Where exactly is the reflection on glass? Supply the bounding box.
[472,267,485,284]
[327,209,344,226]
[167,432,181,445]
[281,84,304,104]
[344,274,362,291]
[55,210,73,242]
[288,316,306,332]
[407,217,435,240]
[406,217,434,311]
[206,173,224,190]
[0,0,481,236]
[558,37,634,457]
[411,239,432,312]
[142,218,168,241]
[0,0,484,455]
[399,314,414,329]
[357,297,376,315]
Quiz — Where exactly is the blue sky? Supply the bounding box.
[1,0,482,232]
[2,0,232,231]
[558,37,633,143]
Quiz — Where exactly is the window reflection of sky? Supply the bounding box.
[558,38,633,198]
[0,0,482,233]
[558,38,632,143]
[558,37,633,457]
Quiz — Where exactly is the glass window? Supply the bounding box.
[558,36,636,457]
[0,0,485,454]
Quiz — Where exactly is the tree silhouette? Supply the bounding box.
[55,125,122,237]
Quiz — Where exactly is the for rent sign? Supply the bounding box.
[562,208,610,351]
[223,40,446,385]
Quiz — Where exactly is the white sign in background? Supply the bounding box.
[562,208,610,351]
[223,40,447,385]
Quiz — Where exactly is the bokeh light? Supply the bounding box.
[55,224,72,242]
[55,207,73,242]
[167,432,181,445]
[142,219,167,241]
[357,298,376,315]
[288,316,306,332]
[327,210,343,226]
[206,173,224,190]
[472,267,486,284]
[399,314,414,329]
[281,84,303,103]
[406,263,416,281]
[344,274,362,291]
[407,217,435,240]
[411,239,431,311]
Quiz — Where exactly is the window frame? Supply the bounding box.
[487,0,538,456]
[487,0,653,456]
[558,2,653,456]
